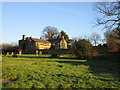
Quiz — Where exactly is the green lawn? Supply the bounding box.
[2,54,120,88]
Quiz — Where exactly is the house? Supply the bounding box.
[19,35,68,53]
[48,36,68,49]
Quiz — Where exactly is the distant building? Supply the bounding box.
[19,35,68,53]
[48,36,68,49]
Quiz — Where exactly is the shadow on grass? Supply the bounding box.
[56,56,120,78]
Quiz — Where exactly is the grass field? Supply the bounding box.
[2,54,120,88]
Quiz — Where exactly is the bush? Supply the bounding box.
[71,39,93,59]
[105,29,120,53]
[103,43,107,47]
[92,50,99,57]
[51,54,58,58]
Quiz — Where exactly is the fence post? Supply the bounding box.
[36,50,38,56]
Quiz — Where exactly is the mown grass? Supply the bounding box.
[2,54,120,88]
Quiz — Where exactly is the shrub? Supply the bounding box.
[103,43,107,47]
[107,36,119,53]
[71,39,93,59]
[105,29,120,53]
[51,54,58,58]
[92,50,99,57]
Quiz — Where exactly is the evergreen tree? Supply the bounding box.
[60,30,73,44]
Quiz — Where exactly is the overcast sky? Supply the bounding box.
[2,2,105,44]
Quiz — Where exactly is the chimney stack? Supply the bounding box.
[23,35,26,40]
[30,35,32,38]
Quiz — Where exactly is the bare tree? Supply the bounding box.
[95,1,120,32]
[42,26,59,40]
[101,38,106,45]
[90,32,101,46]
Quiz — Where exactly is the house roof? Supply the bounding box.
[20,35,66,43]
[48,38,62,43]
[31,38,50,43]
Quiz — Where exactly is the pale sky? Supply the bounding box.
[2,2,105,44]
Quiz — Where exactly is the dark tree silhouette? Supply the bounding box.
[95,2,120,32]
[90,32,101,46]
[59,30,73,44]
[42,26,59,40]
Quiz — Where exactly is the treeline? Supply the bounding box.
[71,29,120,61]
[1,43,19,54]
[40,25,120,62]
